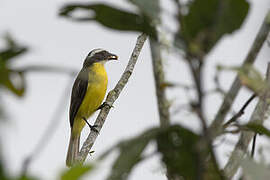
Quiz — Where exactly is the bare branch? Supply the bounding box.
[149,39,170,127]
[185,56,225,179]
[223,93,256,128]
[223,62,270,179]
[21,77,74,175]
[17,65,77,76]
[210,10,270,137]
[77,33,148,163]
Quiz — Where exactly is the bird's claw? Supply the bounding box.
[82,117,99,133]
[97,102,114,110]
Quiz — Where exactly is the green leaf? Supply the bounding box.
[237,64,265,93]
[128,0,160,23]
[157,125,201,179]
[17,175,38,180]
[158,126,223,179]
[0,68,25,97]
[61,164,93,180]
[0,34,27,63]
[106,128,160,180]
[0,35,27,97]
[103,125,221,180]
[59,3,156,38]
[245,123,270,137]
[0,159,7,180]
[241,157,270,180]
[217,64,265,94]
[176,0,249,57]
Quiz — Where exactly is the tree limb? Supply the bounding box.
[187,57,225,180]
[149,39,170,127]
[76,33,148,163]
[17,65,77,76]
[210,10,270,137]
[223,62,270,179]
[21,77,74,175]
[223,93,256,128]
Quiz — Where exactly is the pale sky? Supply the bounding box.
[0,0,270,180]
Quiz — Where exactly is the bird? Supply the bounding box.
[66,48,118,167]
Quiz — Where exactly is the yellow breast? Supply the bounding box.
[73,63,108,134]
[80,62,108,116]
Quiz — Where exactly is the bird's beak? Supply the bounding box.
[108,53,118,60]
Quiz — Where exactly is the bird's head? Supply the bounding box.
[83,48,118,67]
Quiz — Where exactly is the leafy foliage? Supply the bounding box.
[61,164,93,180]
[128,0,160,22]
[59,3,156,38]
[0,34,28,97]
[175,0,249,57]
[17,175,38,180]
[157,125,200,179]
[0,158,7,180]
[245,123,270,137]
[102,125,221,180]
[237,64,266,94]
[0,158,37,180]
[217,64,265,94]
[104,128,160,180]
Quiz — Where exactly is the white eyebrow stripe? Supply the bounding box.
[88,48,105,57]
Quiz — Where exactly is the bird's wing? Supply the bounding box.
[69,69,88,127]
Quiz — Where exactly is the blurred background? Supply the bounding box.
[0,0,270,179]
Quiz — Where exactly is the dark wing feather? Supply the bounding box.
[69,69,88,127]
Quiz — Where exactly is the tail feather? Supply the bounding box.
[66,133,80,167]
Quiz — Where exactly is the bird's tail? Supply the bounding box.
[66,133,80,167]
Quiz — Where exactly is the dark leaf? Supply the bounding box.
[245,123,270,137]
[128,0,160,22]
[176,0,249,57]
[106,128,160,180]
[0,158,7,180]
[17,175,38,180]
[157,125,201,179]
[61,164,93,180]
[103,125,221,180]
[158,126,222,179]
[216,64,265,94]
[59,3,156,37]
[0,34,28,63]
[237,64,265,94]
[0,68,25,97]
[0,35,27,97]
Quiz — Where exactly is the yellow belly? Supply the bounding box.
[72,63,108,135]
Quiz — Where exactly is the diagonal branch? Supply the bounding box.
[16,65,77,76]
[149,39,170,127]
[223,62,270,179]
[223,93,256,128]
[76,33,147,163]
[21,77,74,175]
[210,10,270,137]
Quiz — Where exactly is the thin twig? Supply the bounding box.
[187,57,225,179]
[21,77,74,175]
[223,62,270,179]
[149,39,170,127]
[17,65,77,76]
[76,33,148,163]
[213,69,226,96]
[223,93,256,128]
[251,134,257,158]
[210,10,270,138]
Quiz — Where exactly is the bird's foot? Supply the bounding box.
[82,117,99,133]
[89,150,95,156]
[97,102,114,110]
